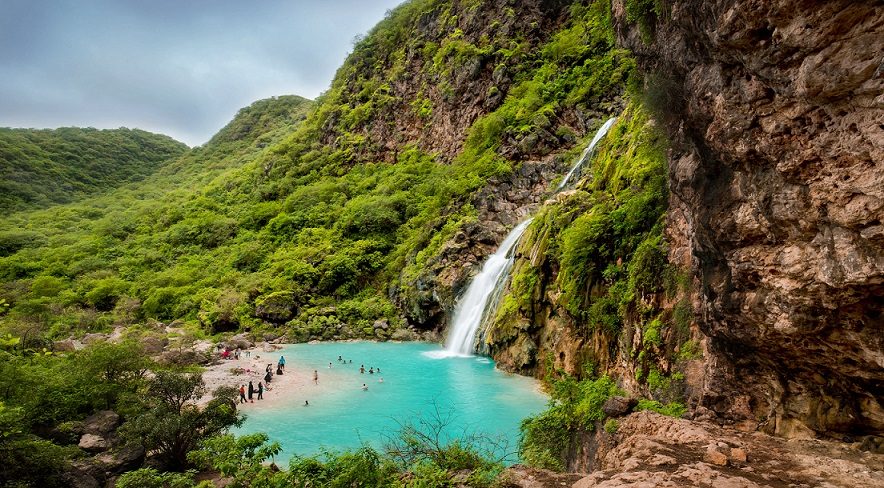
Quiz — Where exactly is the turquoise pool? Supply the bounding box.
[234,341,547,464]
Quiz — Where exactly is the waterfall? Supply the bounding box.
[428,219,533,358]
[556,117,617,191]
[429,117,617,358]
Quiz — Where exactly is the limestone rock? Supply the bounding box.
[558,411,884,487]
[53,338,84,352]
[140,335,167,354]
[93,444,146,474]
[602,396,637,417]
[82,410,120,436]
[615,0,884,437]
[730,447,749,463]
[78,434,109,452]
[704,445,729,466]
[227,333,254,350]
[80,333,108,344]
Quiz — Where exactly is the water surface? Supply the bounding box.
[235,341,547,463]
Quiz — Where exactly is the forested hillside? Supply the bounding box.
[0,127,187,212]
[0,0,630,346]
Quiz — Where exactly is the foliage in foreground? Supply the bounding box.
[180,407,509,488]
[0,340,242,486]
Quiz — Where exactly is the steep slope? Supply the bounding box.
[614,0,883,438]
[0,127,187,212]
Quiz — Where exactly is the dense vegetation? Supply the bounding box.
[0,0,631,346]
[0,127,187,212]
[0,96,312,343]
[0,339,240,487]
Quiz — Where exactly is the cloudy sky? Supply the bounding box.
[0,0,404,146]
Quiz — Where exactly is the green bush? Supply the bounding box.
[116,468,196,488]
[635,399,686,418]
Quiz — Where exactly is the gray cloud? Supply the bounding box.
[0,0,404,146]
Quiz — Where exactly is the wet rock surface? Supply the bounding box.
[615,0,884,436]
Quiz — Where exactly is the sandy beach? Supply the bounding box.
[200,345,350,409]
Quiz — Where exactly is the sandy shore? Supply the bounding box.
[200,346,347,409]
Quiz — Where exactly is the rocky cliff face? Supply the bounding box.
[614,0,884,437]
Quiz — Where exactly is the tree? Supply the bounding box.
[76,340,150,409]
[122,371,242,470]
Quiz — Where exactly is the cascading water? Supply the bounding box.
[428,219,533,358]
[430,117,617,358]
[556,117,617,191]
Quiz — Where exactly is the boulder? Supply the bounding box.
[93,444,146,474]
[704,445,729,466]
[53,338,84,352]
[140,335,168,354]
[227,333,254,350]
[61,468,100,488]
[373,319,389,330]
[78,434,109,452]
[602,396,637,417]
[730,447,749,463]
[82,410,120,436]
[80,333,108,344]
[391,328,418,341]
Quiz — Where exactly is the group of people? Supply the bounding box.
[233,351,387,406]
[239,380,265,404]
[235,355,287,404]
[221,348,251,360]
[264,355,286,383]
[358,364,380,374]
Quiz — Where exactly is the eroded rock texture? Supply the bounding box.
[566,411,884,487]
[615,0,884,436]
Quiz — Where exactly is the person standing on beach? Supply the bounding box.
[248,381,255,403]
[279,356,286,372]
[239,385,246,404]
[257,382,264,400]
[313,370,319,384]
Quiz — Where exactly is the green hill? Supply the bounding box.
[0,1,628,343]
[0,127,187,212]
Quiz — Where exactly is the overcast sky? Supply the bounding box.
[0,0,404,146]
